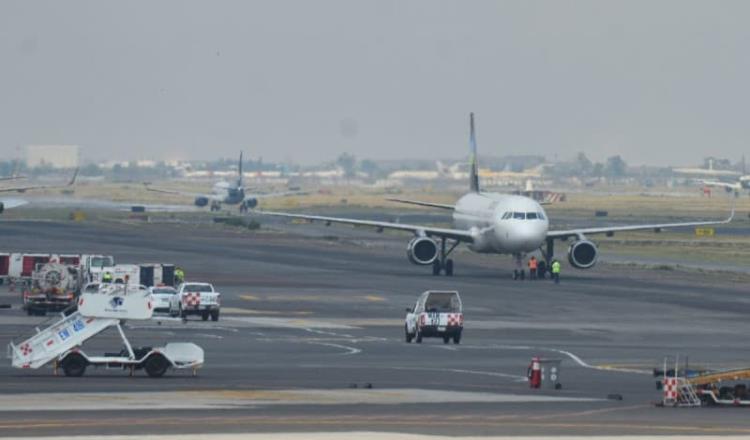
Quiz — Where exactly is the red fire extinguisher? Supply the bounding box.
[528,356,541,388]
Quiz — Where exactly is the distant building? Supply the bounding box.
[25,145,79,169]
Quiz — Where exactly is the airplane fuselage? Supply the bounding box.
[453,192,548,254]
[212,181,245,205]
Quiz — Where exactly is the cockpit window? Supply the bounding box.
[501,212,511,220]
[526,212,538,220]
[513,212,525,220]
[537,212,546,220]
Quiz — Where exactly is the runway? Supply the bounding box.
[1,219,749,436]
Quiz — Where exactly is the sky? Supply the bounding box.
[0,0,748,166]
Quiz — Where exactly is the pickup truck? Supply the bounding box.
[169,282,221,321]
[405,290,463,344]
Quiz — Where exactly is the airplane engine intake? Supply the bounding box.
[406,237,438,265]
[245,198,258,209]
[567,240,598,269]
[194,197,209,207]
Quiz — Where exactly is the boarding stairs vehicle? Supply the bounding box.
[656,356,750,407]
[7,283,204,377]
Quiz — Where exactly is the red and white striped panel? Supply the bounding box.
[447,313,463,327]
[663,378,678,400]
[183,292,201,309]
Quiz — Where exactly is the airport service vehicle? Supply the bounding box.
[8,283,204,377]
[22,260,83,315]
[88,263,175,287]
[405,290,463,344]
[170,282,221,321]
[0,253,113,283]
[259,113,734,277]
[149,285,178,313]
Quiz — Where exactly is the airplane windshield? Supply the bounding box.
[513,212,525,220]
[526,212,538,220]
[537,212,546,220]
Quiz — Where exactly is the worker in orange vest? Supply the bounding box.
[528,256,538,280]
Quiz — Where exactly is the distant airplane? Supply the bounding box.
[145,152,304,212]
[259,113,733,277]
[0,168,78,194]
[698,156,750,195]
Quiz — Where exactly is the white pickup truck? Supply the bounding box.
[169,282,221,321]
[405,290,463,344]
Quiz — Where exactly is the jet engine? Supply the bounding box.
[244,198,258,209]
[406,236,438,265]
[194,197,209,207]
[567,240,598,269]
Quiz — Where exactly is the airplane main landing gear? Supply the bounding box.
[210,202,221,212]
[432,237,458,277]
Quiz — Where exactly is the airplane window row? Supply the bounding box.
[500,211,546,220]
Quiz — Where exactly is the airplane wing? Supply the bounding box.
[385,198,455,210]
[0,198,28,209]
[258,210,478,241]
[547,205,735,240]
[0,168,78,193]
[246,190,308,200]
[143,184,222,201]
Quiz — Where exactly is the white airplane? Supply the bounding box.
[146,152,304,212]
[259,114,734,277]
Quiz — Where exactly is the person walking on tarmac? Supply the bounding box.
[528,256,538,280]
[551,260,561,284]
[174,267,185,284]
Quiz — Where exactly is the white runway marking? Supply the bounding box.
[308,341,362,355]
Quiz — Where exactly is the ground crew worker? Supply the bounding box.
[528,256,538,280]
[551,260,561,284]
[102,272,113,283]
[175,267,185,284]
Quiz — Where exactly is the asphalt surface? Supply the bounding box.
[1,218,750,436]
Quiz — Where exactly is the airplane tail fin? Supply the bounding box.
[237,151,244,187]
[469,113,480,193]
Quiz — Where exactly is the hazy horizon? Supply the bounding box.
[1,0,748,167]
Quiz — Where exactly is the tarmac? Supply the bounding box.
[1,218,750,437]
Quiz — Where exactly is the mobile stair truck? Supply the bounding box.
[8,283,204,378]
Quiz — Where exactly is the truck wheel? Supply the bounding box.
[210,310,220,322]
[443,335,450,344]
[144,354,169,378]
[405,325,413,343]
[201,311,209,321]
[62,353,87,377]
[180,305,187,319]
[416,329,423,343]
[453,331,461,344]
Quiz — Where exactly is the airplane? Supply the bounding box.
[698,156,750,195]
[145,152,304,212]
[0,168,78,194]
[258,114,734,277]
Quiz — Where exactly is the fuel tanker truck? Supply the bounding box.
[22,259,83,315]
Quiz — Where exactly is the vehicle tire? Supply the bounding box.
[144,353,169,378]
[169,306,179,318]
[432,260,441,276]
[62,353,87,377]
[443,335,450,344]
[416,329,423,344]
[405,325,413,343]
[180,305,187,319]
[201,311,209,321]
[453,331,461,344]
[445,259,454,277]
[210,310,220,322]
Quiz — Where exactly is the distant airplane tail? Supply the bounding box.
[237,151,244,187]
[469,113,480,193]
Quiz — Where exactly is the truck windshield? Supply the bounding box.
[90,257,114,267]
[425,292,461,313]
[185,284,213,292]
